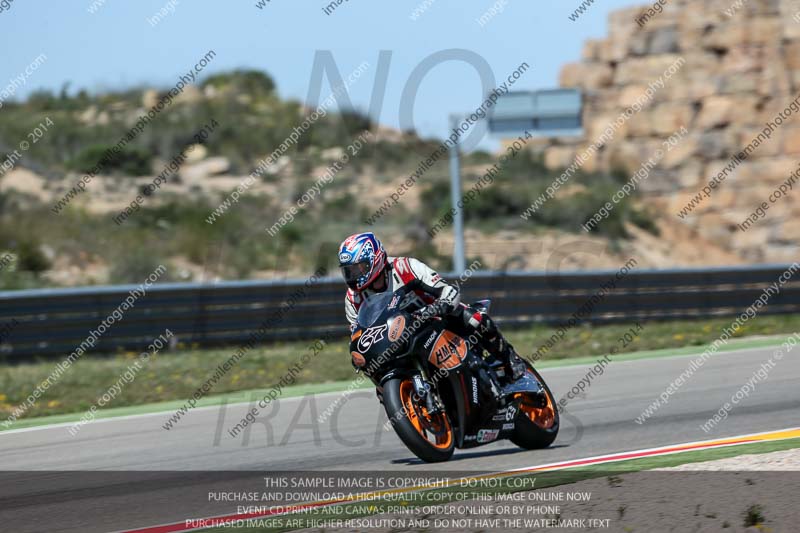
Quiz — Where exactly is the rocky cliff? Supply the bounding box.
[543,0,800,263]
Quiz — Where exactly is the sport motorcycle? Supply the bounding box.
[349,285,559,462]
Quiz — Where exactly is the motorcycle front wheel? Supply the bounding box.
[383,377,455,463]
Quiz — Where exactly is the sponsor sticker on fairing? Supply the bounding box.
[477,429,499,443]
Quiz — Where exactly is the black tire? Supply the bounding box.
[510,365,560,450]
[383,377,455,463]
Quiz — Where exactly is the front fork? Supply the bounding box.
[412,363,444,415]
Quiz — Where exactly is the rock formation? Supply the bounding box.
[543,0,800,263]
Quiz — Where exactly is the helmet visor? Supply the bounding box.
[341,261,371,289]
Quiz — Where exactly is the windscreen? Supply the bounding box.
[356,290,394,327]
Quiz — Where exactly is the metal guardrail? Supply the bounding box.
[1,265,799,361]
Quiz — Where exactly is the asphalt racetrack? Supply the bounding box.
[1,344,797,531]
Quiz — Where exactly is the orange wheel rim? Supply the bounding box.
[399,380,453,449]
[514,370,556,430]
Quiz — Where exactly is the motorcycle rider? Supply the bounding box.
[338,231,527,381]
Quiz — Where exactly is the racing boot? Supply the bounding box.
[467,308,527,381]
[502,344,528,381]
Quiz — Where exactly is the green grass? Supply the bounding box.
[1,313,798,423]
[511,313,800,361]
[196,437,800,532]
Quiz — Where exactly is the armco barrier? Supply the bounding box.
[0,264,798,360]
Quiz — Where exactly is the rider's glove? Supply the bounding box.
[429,299,454,316]
[413,301,449,324]
[411,306,434,326]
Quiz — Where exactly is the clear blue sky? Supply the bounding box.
[1,0,640,149]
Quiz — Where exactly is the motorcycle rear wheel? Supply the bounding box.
[510,365,559,449]
[384,377,455,463]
